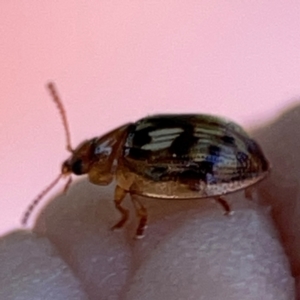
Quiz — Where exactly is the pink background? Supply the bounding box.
[1,2,300,235]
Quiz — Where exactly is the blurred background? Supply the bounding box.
[1,1,300,235]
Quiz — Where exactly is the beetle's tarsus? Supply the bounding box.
[111,217,128,231]
[135,216,147,238]
[131,196,148,239]
[215,196,231,215]
[134,233,145,240]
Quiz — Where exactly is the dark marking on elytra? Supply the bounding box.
[208,145,221,156]
[221,135,235,145]
[131,127,153,147]
[162,160,215,183]
[169,129,198,156]
[236,151,248,164]
[177,169,207,183]
[141,115,196,128]
[126,147,152,160]
[197,161,214,180]
[246,139,269,172]
[245,139,258,154]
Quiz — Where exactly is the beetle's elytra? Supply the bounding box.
[22,83,270,238]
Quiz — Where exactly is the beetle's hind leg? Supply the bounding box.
[131,195,148,239]
[111,185,129,230]
[214,196,231,215]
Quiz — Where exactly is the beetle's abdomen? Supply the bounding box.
[121,115,269,190]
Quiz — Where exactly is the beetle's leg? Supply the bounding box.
[244,186,253,200]
[214,196,231,215]
[131,195,148,239]
[111,185,129,230]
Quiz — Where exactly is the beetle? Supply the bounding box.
[22,83,270,238]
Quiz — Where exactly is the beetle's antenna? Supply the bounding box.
[22,83,74,226]
[63,176,73,193]
[21,173,66,225]
[47,82,73,153]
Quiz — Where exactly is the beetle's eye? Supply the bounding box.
[72,159,83,175]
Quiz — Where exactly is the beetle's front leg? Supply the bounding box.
[111,185,129,230]
[131,195,148,239]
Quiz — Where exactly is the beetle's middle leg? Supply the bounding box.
[214,196,231,215]
[131,195,148,239]
[111,185,129,230]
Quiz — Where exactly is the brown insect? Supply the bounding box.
[22,83,270,238]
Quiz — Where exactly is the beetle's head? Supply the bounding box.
[62,129,124,185]
[62,139,98,176]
